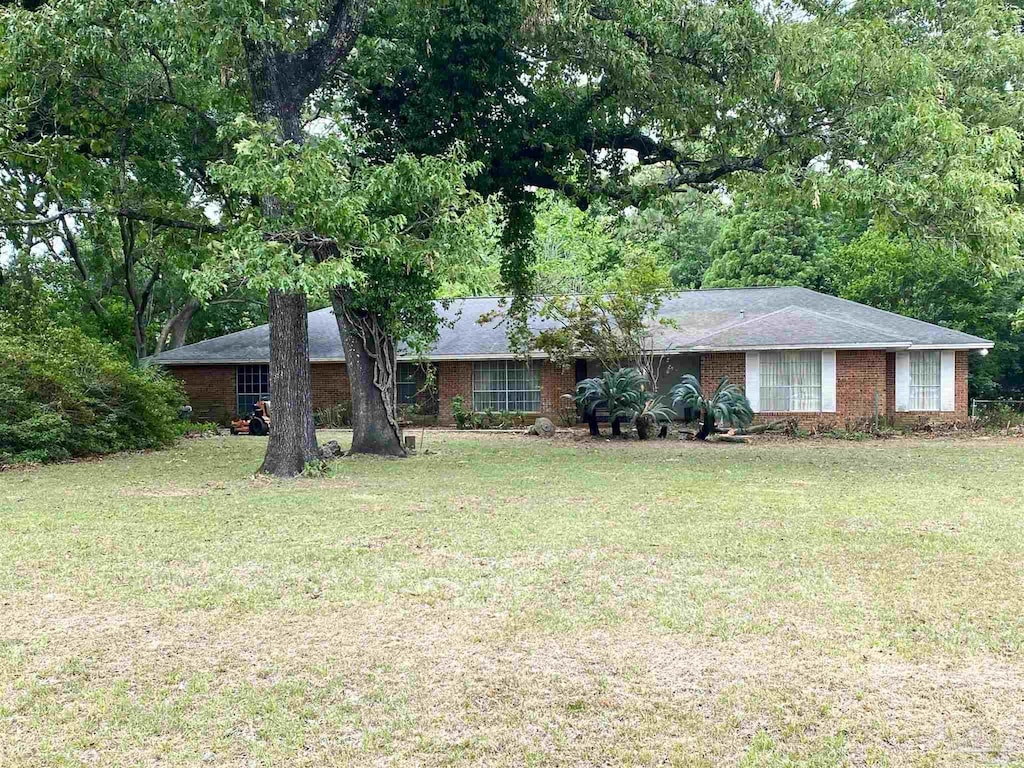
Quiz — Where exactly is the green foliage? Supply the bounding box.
[575,368,647,425]
[621,192,724,290]
[314,403,353,429]
[194,124,500,354]
[450,395,472,430]
[0,319,185,464]
[702,204,836,290]
[449,396,525,430]
[829,227,1024,398]
[353,0,1024,277]
[634,393,676,440]
[531,193,630,293]
[974,401,1024,429]
[534,251,674,380]
[670,375,754,438]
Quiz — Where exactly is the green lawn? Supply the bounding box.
[2,432,1023,767]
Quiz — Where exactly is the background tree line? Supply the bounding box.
[4,0,1024,471]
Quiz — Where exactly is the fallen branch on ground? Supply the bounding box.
[714,420,787,435]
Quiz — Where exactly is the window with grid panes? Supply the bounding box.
[759,351,822,412]
[471,360,541,411]
[236,365,270,416]
[397,363,418,404]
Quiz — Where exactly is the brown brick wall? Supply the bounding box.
[168,349,972,428]
[438,361,473,422]
[311,363,351,411]
[699,349,967,428]
[700,352,746,396]
[540,361,577,416]
[168,365,236,424]
[436,359,576,424]
[169,362,352,424]
[836,350,887,419]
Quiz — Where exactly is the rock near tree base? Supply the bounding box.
[319,440,345,459]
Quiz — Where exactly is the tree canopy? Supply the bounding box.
[5,0,1024,463]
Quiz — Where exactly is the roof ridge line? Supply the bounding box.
[786,304,908,341]
[684,305,799,346]
[788,286,989,343]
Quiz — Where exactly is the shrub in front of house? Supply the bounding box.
[314,402,353,428]
[0,322,185,465]
[669,374,753,440]
[575,368,647,437]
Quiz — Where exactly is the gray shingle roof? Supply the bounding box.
[148,286,993,365]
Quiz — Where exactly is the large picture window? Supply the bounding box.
[760,351,822,412]
[236,364,270,416]
[472,360,541,412]
[909,350,941,410]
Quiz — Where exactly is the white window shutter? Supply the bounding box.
[895,352,911,412]
[821,350,837,413]
[940,350,956,412]
[745,352,760,413]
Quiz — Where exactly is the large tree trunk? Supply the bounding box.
[156,297,200,353]
[259,289,321,476]
[245,41,321,476]
[331,289,406,457]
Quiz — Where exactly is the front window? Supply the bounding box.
[760,351,822,412]
[472,360,541,412]
[397,363,419,405]
[236,364,270,416]
[910,350,941,410]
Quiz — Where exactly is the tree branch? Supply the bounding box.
[587,5,727,86]
[2,206,227,233]
[292,0,368,103]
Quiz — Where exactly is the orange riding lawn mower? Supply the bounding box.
[230,400,271,436]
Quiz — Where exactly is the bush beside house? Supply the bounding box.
[0,321,186,465]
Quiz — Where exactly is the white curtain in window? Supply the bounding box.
[910,350,941,410]
[760,351,822,412]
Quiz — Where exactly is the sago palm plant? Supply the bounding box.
[575,368,646,437]
[669,374,753,440]
[634,393,677,440]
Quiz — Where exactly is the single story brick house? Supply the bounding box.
[149,286,992,427]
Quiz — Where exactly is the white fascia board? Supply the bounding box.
[906,343,993,350]
[157,352,555,365]
[395,352,551,362]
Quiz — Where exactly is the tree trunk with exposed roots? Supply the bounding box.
[331,289,406,457]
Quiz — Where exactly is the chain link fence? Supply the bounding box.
[971,399,1024,428]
